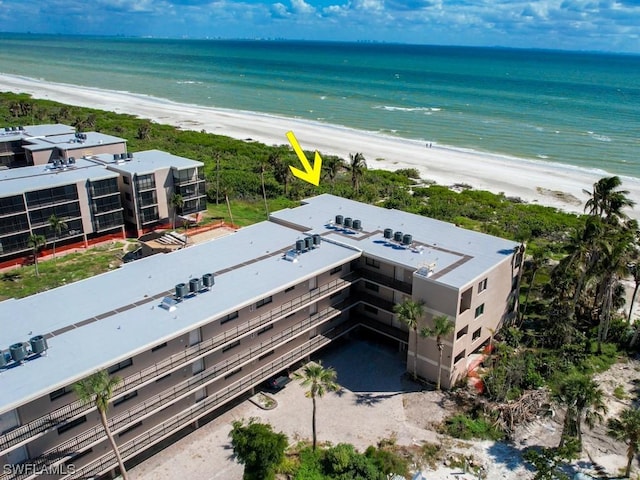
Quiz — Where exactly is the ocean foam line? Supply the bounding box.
[374,105,442,112]
[1,72,625,180]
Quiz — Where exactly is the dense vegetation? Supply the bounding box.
[230,419,410,480]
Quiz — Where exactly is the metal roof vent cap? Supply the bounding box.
[175,283,188,300]
[30,335,48,355]
[10,343,28,363]
[202,273,214,288]
[189,277,202,295]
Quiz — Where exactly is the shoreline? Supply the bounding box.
[3,72,640,220]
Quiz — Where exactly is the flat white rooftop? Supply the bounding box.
[93,149,204,175]
[22,131,125,152]
[0,220,359,415]
[0,159,119,197]
[270,194,519,288]
[0,124,75,141]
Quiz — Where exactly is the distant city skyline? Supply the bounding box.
[0,0,639,54]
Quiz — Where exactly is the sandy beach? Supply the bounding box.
[2,72,640,220]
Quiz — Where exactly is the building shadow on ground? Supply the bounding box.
[313,331,422,395]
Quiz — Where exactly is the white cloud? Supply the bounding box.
[0,0,638,52]
[290,0,316,14]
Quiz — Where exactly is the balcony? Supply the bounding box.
[353,268,412,295]
[0,274,356,456]
[65,323,357,480]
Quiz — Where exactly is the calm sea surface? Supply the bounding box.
[0,34,638,178]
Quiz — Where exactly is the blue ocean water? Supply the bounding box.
[0,34,638,177]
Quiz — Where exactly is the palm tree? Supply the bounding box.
[595,226,635,353]
[323,156,343,192]
[256,161,270,219]
[28,234,46,277]
[420,315,455,390]
[519,249,548,325]
[394,299,425,381]
[293,361,339,450]
[348,152,367,195]
[607,407,640,477]
[170,193,184,230]
[73,370,129,479]
[48,214,68,261]
[553,373,607,450]
[270,152,291,197]
[627,260,640,324]
[213,151,221,205]
[136,122,151,140]
[584,176,635,224]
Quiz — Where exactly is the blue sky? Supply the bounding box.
[1,0,639,53]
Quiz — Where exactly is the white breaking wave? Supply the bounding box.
[374,105,442,113]
[587,131,612,142]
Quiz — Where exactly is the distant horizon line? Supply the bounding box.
[1,31,638,57]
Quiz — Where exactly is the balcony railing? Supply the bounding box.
[353,268,412,295]
[5,307,347,479]
[0,274,356,455]
[64,323,357,480]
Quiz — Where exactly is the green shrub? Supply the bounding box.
[444,414,504,441]
[613,385,627,400]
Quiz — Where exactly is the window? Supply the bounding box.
[49,386,73,401]
[151,342,167,352]
[221,311,239,324]
[256,296,272,309]
[224,367,242,380]
[474,304,485,318]
[365,257,380,269]
[222,340,241,352]
[329,291,341,299]
[90,177,119,197]
[454,350,466,364]
[364,281,379,292]
[155,373,171,383]
[478,278,488,293]
[118,421,142,438]
[330,265,342,275]
[459,287,472,314]
[114,391,138,407]
[257,324,273,336]
[108,358,132,374]
[57,416,87,435]
[135,174,156,191]
[364,305,378,315]
[285,285,295,293]
[456,326,468,340]
[123,176,130,185]
[124,192,132,201]
[472,328,482,341]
